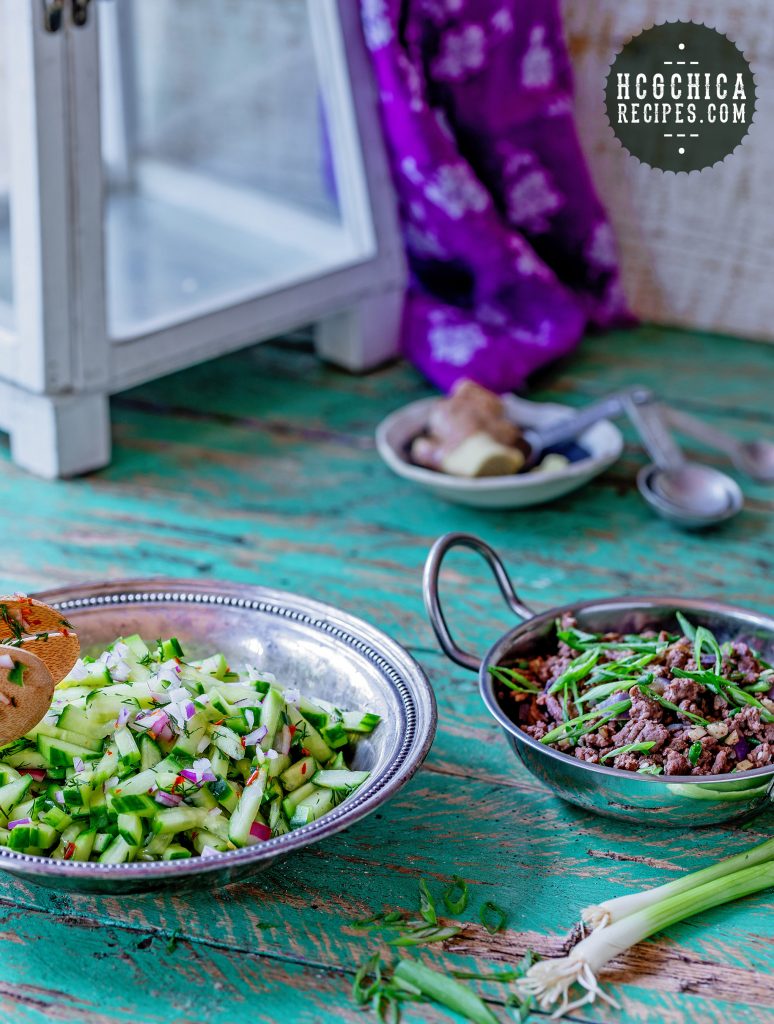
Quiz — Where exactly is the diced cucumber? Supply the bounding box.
[0,775,33,820]
[294,696,328,729]
[279,756,317,792]
[70,827,97,861]
[163,844,192,860]
[40,803,73,831]
[117,813,144,846]
[281,781,318,819]
[122,635,151,660]
[227,766,268,847]
[342,710,381,733]
[98,835,137,864]
[286,705,332,763]
[151,806,210,836]
[56,705,113,739]
[258,688,284,751]
[198,652,229,679]
[313,769,370,792]
[158,637,185,661]
[289,789,334,829]
[32,722,103,753]
[207,776,240,813]
[139,735,162,771]
[321,722,348,750]
[0,765,21,786]
[1,749,49,770]
[110,793,158,816]
[8,821,59,850]
[114,728,141,770]
[211,724,243,761]
[36,735,101,768]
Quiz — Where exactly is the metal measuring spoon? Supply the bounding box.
[520,386,652,468]
[625,398,743,528]
[664,407,774,484]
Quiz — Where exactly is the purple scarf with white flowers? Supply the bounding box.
[361,0,630,392]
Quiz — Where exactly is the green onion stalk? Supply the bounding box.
[516,842,774,1017]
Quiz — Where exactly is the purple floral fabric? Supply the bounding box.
[360,0,630,393]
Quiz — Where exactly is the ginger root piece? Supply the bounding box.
[412,379,525,477]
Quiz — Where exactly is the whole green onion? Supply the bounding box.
[582,836,774,928]
[519,859,774,1016]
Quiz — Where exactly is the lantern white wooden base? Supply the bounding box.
[4,389,111,480]
[315,288,404,372]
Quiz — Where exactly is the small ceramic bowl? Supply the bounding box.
[375,394,623,509]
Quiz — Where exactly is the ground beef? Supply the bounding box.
[495,617,774,778]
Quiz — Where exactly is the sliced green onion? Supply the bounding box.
[694,625,722,675]
[548,648,600,695]
[520,861,774,1015]
[388,924,460,946]
[353,953,383,1005]
[418,878,437,925]
[637,764,663,775]
[676,611,697,641]
[601,741,655,762]
[488,666,539,694]
[393,960,500,1024]
[443,873,469,915]
[479,900,507,934]
[540,699,631,745]
[638,683,709,726]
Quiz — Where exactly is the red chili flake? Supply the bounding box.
[288,725,297,738]
[60,627,71,637]
[174,775,185,789]
[300,762,307,775]
[213,718,225,727]
[240,737,246,748]
[301,747,310,756]
[246,769,261,787]
[63,842,76,860]
[114,788,122,794]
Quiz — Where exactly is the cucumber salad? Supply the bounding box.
[0,635,379,863]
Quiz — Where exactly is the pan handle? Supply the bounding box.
[423,533,534,672]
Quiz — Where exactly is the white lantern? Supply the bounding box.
[0,0,405,477]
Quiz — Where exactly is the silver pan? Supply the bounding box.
[424,533,774,827]
[0,580,436,893]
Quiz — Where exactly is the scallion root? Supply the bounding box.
[517,955,620,1018]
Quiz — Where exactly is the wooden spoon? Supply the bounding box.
[0,595,80,745]
[0,645,56,746]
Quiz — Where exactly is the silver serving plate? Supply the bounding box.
[424,533,774,827]
[0,580,436,893]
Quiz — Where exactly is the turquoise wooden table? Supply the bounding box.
[0,325,771,1024]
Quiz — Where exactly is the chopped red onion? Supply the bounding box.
[245,709,255,729]
[7,817,31,830]
[179,768,202,787]
[154,790,183,807]
[244,725,268,747]
[117,706,132,728]
[19,768,46,782]
[265,748,279,761]
[0,654,14,670]
[73,757,85,774]
[184,701,196,720]
[54,791,65,806]
[168,687,189,703]
[284,688,300,704]
[734,737,751,761]
[196,735,211,754]
[200,845,220,858]
[249,822,272,841]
